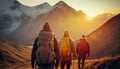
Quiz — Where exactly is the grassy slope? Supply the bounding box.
[0,38,31,69]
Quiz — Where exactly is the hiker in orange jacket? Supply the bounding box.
[76,35,90,69]
[60,31,76,69]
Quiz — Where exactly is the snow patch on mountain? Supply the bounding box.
[54,1,67,8]
[0,0,54,35]
[4,8,22,17]
[0,8,23,34]
[0,0,53,17]
[20,2,53,17]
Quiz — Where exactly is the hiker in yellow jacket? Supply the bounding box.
[60,31,76,69]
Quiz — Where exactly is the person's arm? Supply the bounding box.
[54,38,60,68]
[87,42,90,57]
[76,42,79,55]
[31,38,38,68]
[70,39,77,57]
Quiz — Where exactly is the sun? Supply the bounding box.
[85,13,96,20]
[87,15,95,20]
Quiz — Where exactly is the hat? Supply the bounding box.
[43,22,50,31]
[63,31,69,37]
[82,35,85,38]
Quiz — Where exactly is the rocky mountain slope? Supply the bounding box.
[87,14,120,58]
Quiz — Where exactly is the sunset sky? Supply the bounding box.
[18,0,120,17]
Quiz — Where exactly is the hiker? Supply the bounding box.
[60,31,76,69]
[76,35,90,69]
[31,22,60,69]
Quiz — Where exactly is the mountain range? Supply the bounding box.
[0,0,114,45]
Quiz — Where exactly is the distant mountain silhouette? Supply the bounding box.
[91,13,114,30]
[0,0,114,45]
[87,14,120,58]
[0,38,31,69]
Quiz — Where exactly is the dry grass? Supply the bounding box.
[0,38,31,69]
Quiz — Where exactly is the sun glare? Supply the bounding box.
[87,15,94,20]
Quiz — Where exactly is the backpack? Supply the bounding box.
[36,31,54,64]
[60,37,71,57]
[77,39,89,55]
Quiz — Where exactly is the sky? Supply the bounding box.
[18,0,120,17]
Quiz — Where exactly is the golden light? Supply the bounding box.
[87,14,95,20]
[90,34,97,40]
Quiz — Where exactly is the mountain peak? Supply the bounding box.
[36,2,51,8]
[54,0,77,12]
[40,2,51,7]
[57,1,66,4]
[54,1,68,7]
[78,10,87,16]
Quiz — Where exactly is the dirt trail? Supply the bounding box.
[20,60,87,69]
[19,56,118,69]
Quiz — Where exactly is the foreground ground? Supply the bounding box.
[17,55,120,69]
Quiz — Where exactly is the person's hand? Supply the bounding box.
[73,54,77,58]
[55,62,59,69]
[32,66,34,69]
[55,66,58,69]
[86,54,89,57]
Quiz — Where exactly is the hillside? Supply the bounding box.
[0,38,31,69]
[87,14,120,58]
